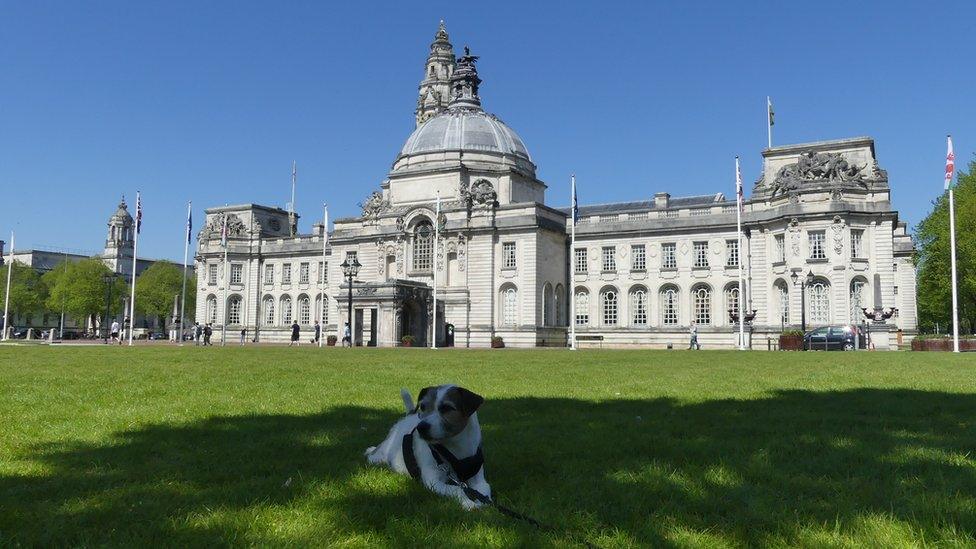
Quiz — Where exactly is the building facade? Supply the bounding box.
[194,24,916,348]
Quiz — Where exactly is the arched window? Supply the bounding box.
[554,284,565,326]
[502,286,518,326]
[206,296,217,324]
[809,281,830,324]
[726,284,740,322]
[660,286,678,325]
[575,290,589,326]
[281,296,293,325]
[775,280,789,326]
[298,296,311,325]
[543,283,554,326]
[263,297,275,326]
[631,287,648,326]
[227,296,242,325]
[602,288,618,326]
[413,220,433,272]
[850,278,867,324]
[315,294,328,325]
[693,285,711,325]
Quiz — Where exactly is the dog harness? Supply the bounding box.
[401,428,484,483]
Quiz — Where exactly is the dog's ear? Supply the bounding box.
[454,387,484,417]
[415,386,436,412]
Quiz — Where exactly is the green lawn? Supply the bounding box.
[1,347,975,547]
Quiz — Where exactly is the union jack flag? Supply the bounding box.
[735,157,744,212]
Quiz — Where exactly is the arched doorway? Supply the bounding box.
[399,298,428,347]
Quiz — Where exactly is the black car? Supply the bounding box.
[803,325,865,351]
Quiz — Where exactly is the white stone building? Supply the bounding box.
[194,24,916,348]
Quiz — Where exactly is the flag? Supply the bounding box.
[572,175,579,223]
[135,192,143,234]
[221,214,228,247]
[735,156,744,211]
[186,203,193,243]
[946,135,956,190]
[767,97,774,127]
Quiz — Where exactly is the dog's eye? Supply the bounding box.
[440,404,456,413]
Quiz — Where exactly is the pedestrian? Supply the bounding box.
[289,321,301,346]
[240,327,247,346]
[120,317,129,345]
[110,320,120,344]
[342,322,351,347]
[194,322,202,346]
[313,320,321,345]
[203,323,212,346]
[688,324,700,350]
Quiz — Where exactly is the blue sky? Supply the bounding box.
[2,1,974,262]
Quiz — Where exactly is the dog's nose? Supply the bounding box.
[417,422,431,438]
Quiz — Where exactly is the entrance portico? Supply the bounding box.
[339,279,437,347]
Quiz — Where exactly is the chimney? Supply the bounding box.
[654,192,670,208]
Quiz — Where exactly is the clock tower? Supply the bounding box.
[415,21,455,126]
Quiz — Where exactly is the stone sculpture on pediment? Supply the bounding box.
[770,151,869,196]
[359,191,389,224]
[199,212,247,242]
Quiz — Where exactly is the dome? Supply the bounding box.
[397,109,531,161]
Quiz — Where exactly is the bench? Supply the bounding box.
[575,334,604,348]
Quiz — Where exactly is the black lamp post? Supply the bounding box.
[340,257,361,346]
[791,270,815,333]
[102,273,115,344]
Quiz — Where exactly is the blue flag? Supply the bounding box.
[186,203,193,243]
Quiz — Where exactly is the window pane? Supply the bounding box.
[602,290,618,325]
[575,292,589,326]
[574,248,587,274]
[414,222,433,271]
[661,288,678,325]
[662,243,677,269]
[693,287,711,325]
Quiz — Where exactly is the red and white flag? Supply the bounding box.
[735,156,744,211]
[945,135,956,190]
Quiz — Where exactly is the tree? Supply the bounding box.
[915,158,976,333]
[0,260,47,327]
[135,262,192,328]
[46,258,127,332]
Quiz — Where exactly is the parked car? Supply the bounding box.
[803,325,866,351]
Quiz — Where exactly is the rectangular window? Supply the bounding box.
[809,231,826,260]
[574,248,588,274]
[282,264,292,284]
[230,263,243,284]
[264,264,274,285]
[602,246,616,272]
[662,243,677,270]
[631,244,646,271]
[851,229,864,258]
[318,261,328,284]
[726,239,739,267]
[299,262,310,284]
[503,242,517,269]
[693,242,709,268]
[208,264,218,285]
[775,234,785,262]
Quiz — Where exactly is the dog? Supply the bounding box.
[365,385,490,509]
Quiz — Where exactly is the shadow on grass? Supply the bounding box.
[3,390,976,546]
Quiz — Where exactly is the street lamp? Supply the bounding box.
[102,273,116,344]
[790,270,815,333]
[340,256,361,347]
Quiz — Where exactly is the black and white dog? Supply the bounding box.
[365,385,491,509]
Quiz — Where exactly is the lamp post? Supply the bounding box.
[340,257,361,347]
[790,270,814,333]
[102,273,115,344]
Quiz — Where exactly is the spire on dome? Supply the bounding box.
[448,46,482,110]
[415,21,456,126]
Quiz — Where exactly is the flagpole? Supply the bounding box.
[432,192,440,350]
[570,175,577,351]
[221,216,229,346]
[319,203,328,348]
[179,201,191,346]
[947,135,960,353]
[766,97,773,149]
[290,161,297,237]
[736,157,745,350]
[127,192,140,346]
[2,231,13,341]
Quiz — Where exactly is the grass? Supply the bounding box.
[1,346,975,547]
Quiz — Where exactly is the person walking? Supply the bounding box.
[688,324,700,350]
[110,320,120,345]
[289,321,300,347]
[240,327,247,346]
[313,320,321,345]
[203,323,213,346]
[194,322,202,346]
[342,322,351,347]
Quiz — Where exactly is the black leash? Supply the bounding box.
[402,429,600,548]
